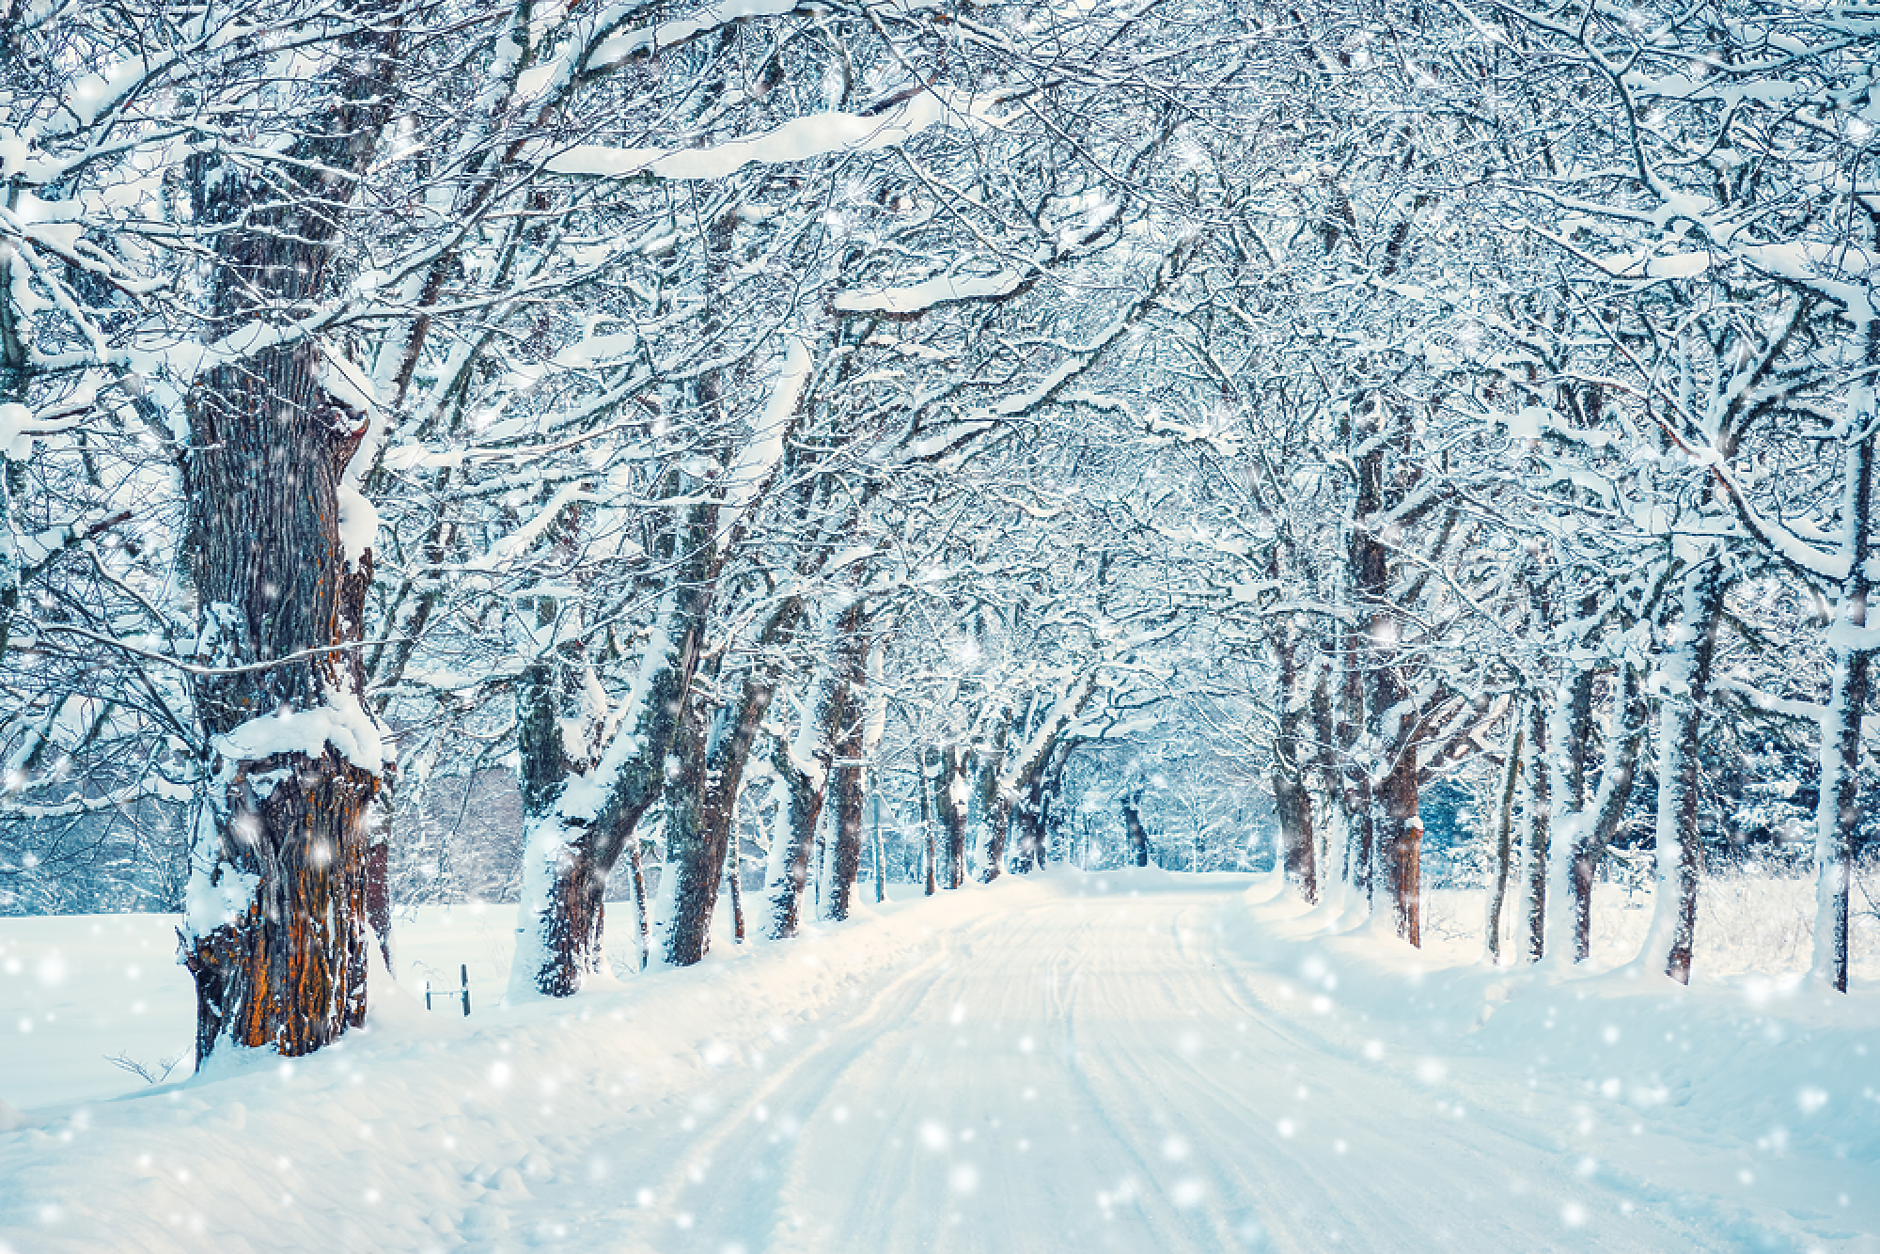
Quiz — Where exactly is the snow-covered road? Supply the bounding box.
[3,872,1875,1252]
[502,877,1706,1253]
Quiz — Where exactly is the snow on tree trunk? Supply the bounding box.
[1123,787,1150,868]
[1485,719,1525,963]
[510,509,712,998]
[1337,621,1376,904]
[766,600,858,938]
[1271,618,1319,904]
[1813,367,1876,993]
[1352,424,1421,945]
[1541,649,1598,965]
[1310,656,1344,901]
[1520,698,1550,962]
[178,12,398,1064]
[937,745,970,889]
[1644,548,1727,985]
[1575,664,1645,963]
[823,628,870,922]
[977,716,1015,882]
[663,600,797,963]
[919,748,938,896]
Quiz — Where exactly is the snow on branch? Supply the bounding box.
[833,267,1028,315]
[545,91,975,182]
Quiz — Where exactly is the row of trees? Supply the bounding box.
[2,0,1874,1066]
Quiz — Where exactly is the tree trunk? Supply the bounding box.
[666,607,796,962]
[511,501,714,997]
[937,744,970,887]
[1574,662,1645,962]
[179,12,399,1063]
[728,850,746,943]
[767,724,829,938]
[625,832,650,972]
[1814,359,1876,993]
[1486,720,1525,963]
[1338,622,1376,900]
[1379,749,1421,947]
[365,800,394,972]
[1350,426,1422,944]
[1123,787,1150,867]
[766,599,860,938]
[1015,738,1072,872]
[920,748,938,896]
[1522,697,1550,961]
[978,718,1015,882]
[1646,550,1728,985]
[658,699,712,965]
[871,789,887,904]
[824,628,870,921]
[1310,655,1342,891]
[1271,619,1319,903]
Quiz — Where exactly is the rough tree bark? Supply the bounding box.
[179,8,399,1064]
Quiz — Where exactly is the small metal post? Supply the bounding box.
[423,980,432,1011]
[460,963,471,1016]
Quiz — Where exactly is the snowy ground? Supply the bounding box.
[2,871,1876,1252]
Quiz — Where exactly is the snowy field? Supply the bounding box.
[2,871,1877,1252]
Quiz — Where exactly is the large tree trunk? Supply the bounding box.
[179,11,398,1065]
[1645,550,1728,984]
